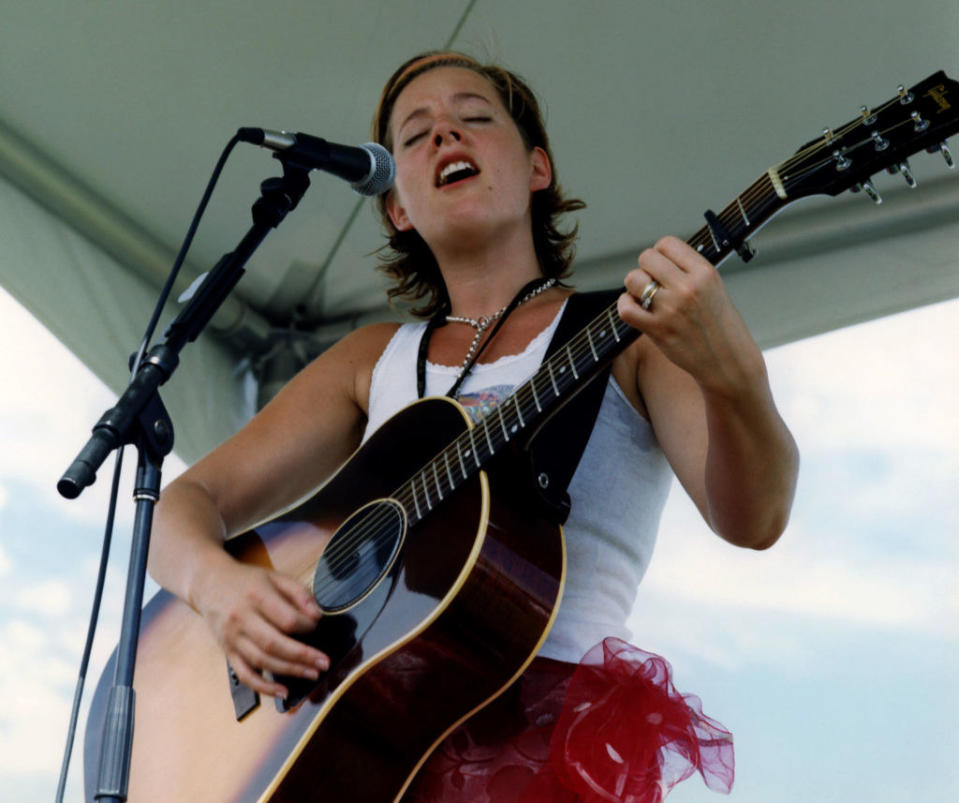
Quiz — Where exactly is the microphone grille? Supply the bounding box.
[352,143,395,196]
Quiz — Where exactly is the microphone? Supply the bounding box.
[237,128,395,196]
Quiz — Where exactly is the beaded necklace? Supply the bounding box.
[416,277,557,399]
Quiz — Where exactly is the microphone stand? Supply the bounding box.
[58,157,313,801]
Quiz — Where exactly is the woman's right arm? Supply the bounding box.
[148,323,399,699]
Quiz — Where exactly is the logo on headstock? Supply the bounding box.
[924,84,952,113]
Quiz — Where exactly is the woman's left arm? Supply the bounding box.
[618,235,799,549]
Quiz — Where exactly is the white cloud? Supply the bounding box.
[0,291,118,480]
[15,580,73,617]
[0,618,84,775]
[628,298,959,672]
[0,541,10,575]
[766,297,959,456]
[641,499,956,631]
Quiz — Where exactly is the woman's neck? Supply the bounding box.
[433,221,545,319]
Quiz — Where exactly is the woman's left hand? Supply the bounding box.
[616,235,798,550]
[617,235,764,397]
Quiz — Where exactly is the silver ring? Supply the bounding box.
[639,280,660,311]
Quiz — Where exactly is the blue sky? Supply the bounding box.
[0,286,956,802]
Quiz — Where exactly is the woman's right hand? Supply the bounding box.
[192,558,329,699]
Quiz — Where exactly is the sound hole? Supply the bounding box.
[313,499,406,613]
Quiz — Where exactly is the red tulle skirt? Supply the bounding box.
[403,638,734,802]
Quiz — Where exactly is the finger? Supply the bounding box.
[236,633,325,681]
[252,577,320,636]
[269,572,323,622]
[623,265,666,318]
[228,652,289,699]
[623,266,653,297]
[635,246,683,288]
[243,613,330,673]
[654,235,714,275]
[617,291,653,330]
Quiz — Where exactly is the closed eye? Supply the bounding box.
[402,116,491,147]
[402,131,427,147]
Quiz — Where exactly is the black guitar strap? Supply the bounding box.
[521,288,624,523]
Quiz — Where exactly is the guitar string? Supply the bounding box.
[310,98,926,596]
[688,106,921,258]
[310,134,851,594]
[310,309,633,596]
[772,118,925,188]
[730,93,922,219]
[720,109,897,230]
[310,142,851,597]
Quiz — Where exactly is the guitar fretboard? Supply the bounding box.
[387,174,791,526]
[687,172,785,263]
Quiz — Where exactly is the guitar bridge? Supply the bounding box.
[226,659,259,720]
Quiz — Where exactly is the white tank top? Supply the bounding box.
[362,302,673,663]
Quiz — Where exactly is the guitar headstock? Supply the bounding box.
[777,71,959,202]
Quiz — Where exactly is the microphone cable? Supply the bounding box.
[55,132,241,803]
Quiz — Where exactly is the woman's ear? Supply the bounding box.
[529,146,552,193]
[385,191,414,232]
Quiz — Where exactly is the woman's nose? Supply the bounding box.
[433,125,462,147]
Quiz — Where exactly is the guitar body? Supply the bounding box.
[84,397,565,802]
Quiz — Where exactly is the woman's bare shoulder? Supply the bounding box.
[304,321,403,414]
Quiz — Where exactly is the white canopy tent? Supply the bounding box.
[1,0,957,465]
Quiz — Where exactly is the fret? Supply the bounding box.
[482,420,495,455]
[530,376,543,411]
[467,428,480,467]
[420,470,433,511]
[444,449,455,488]
[411,476,423,520]
[707,222,720,251]
[565,344,579,379]
[547,361,560,396]
[392,160,804,534]
[497,406,510,441]
[689,226,716,262]
[512,394,526,428]
[398,489,413,521]
[586,325,599,362]
[606,307,621,342]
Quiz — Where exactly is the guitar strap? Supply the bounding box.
[416,286,626,525]
[521,287,624,524]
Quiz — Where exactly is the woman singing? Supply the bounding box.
[148,51,798,801]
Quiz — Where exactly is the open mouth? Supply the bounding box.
[436,159,480,187]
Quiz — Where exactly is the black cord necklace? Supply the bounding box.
[416,276,557,399]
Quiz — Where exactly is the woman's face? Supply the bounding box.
[384,66,550,246]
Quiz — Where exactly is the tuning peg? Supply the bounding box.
[871,131,889,151]
[936,141,956,168]
[890,160,917,187]
[832,149,852,171]
[942,141,956,168]
[911,110,930,133]
[897,84,914,105]
[851,180,883,204]
[859,105,877,125]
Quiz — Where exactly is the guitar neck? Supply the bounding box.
[388,173,790,527]
[687,171,787,263]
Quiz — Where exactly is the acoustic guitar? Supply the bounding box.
[84,71,959,801]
